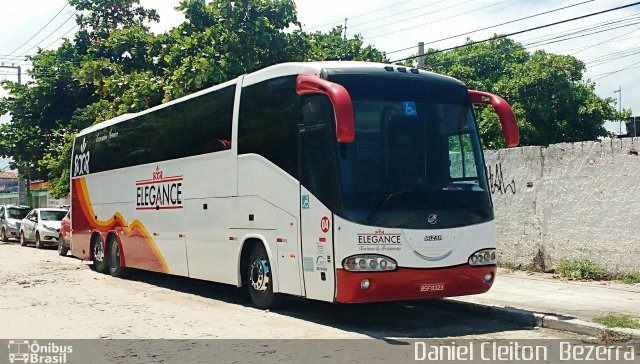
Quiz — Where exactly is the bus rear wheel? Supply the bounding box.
[246,244,282,309]
[108,236,128,278]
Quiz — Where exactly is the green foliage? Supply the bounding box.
[419,36,620,148]
[556,257,605,280]
[622,272,640,284]
[0,0,386,196]
[593,314,640,329]
[0,5,620,197]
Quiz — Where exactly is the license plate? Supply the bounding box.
[420,283,445,292]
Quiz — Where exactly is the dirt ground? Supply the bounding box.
[0,241,584,340]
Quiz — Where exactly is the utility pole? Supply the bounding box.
[343,18,348,40]
[418,42,425,70]
[0,64,21,84]
[0,63,28,206]
[613,87,622,135]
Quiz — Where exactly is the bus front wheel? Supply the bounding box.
[246,244,282,309]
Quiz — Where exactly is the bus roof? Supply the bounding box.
[76,61,462,138]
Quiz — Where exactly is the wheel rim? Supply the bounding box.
[250,256,270,292]
[94,240,104,263]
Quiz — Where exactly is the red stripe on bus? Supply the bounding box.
[135,177,183,185]
[136,206,184,210]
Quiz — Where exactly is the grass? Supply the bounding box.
[593,314,640,329]
[597,330,632,343]
[556,257,605,280]
[621,272,640,284]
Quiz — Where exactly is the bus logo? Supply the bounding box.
[136,166,184,210]
[427,214,437,225]
[73,138,90,177]
[8,340,29,363]
[320,216,330,233]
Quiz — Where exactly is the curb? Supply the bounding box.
[432,299,640,340]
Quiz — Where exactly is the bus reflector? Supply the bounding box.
[319,237,326,242]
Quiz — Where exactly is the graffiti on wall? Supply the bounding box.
[487,162,516,195]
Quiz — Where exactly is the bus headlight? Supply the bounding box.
[342,255,397,272]
[468,249,497,266]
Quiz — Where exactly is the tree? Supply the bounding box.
[0,0,388,198]
[418,37,619,148]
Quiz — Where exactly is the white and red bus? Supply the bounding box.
[70,61,519,308]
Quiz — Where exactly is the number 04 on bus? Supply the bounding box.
[70,62,519,308]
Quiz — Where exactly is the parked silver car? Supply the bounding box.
[0,205,32,242]
[19,208,68,249]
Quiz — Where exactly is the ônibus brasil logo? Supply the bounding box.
[73,138,90,177]
[7,340,73,364]
[136,166,183,211]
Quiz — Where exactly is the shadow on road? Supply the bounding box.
[118,268,535,339]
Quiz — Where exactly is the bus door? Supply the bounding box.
[298,95,340,302]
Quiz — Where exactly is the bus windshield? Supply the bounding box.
[329,74,493,229]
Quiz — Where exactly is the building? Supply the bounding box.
[626,116,639,137]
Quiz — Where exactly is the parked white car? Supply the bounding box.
[0,205,31,242]
[19,208,68,249]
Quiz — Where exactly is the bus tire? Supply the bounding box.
[91,236,108,273]
[57,236,68,256]
[246,244,283,309]
[108,236,128,278]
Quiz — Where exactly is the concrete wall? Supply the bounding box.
[484,137,640,274]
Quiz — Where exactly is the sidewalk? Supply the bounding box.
[446,268,640,338]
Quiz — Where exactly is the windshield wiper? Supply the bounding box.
[366,186,423,223]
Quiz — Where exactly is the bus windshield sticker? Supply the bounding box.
[303,257,314,272]
[402,101,417,116]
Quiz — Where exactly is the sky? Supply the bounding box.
[0,0,639,139]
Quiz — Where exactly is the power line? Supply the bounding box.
[592,58,640,80]
[16,11,78,58]
[385,0,597,55]
[364,0,514,41]
[304,0,419,30]
[350,0,471,30]
[41,24,80,50]
[0,3,68,63]
[522,14,640,48]
[390,1,640,63]
[405,15,640,71]
[570,25,640,55]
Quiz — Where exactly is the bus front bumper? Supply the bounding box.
[335,264,496,303]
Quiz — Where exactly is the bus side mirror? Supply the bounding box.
[468,90,520,148]
[296,74,355,143]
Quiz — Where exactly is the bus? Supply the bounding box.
[70,61,519,308]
